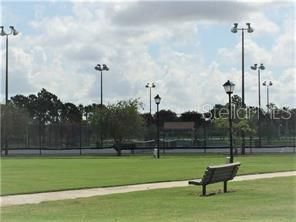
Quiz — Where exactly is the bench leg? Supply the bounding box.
[202,185,206,196]
[224,181,227,193]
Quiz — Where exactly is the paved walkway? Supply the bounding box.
[1,171,295,207]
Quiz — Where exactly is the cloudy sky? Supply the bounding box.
[1,0,295,113]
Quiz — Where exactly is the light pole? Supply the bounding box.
[145,83,156,115]
[251,63,265,147]
[231,23,254,108]
[154,94,161,159]
[1,26,19,156]
[263,81,272,112]
[223,80,235,163]
[94,64,109,106]
[94,64,109,148]
[231,23,253,155]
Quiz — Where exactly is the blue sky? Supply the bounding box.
[1,1,295,113]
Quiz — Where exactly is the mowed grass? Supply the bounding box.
[2,176,296,222]
[1,154,295,195]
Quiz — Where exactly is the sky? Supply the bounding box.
[1,0,295,114]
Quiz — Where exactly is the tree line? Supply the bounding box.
[1,88,295,155]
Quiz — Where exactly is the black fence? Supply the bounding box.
[1,122,295,156]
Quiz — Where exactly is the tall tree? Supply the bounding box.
[10,94,29,109]
[141,113,154,126]
[61,103,82,123]
[90,99,144,156]
[35,88,63,124]
[180,111,203,128]
[180,111,202,121]
[155,109,178,127]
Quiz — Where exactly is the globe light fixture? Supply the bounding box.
[223,80,235,94]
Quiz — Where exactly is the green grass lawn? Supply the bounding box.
[2,176,295,222]
[1,154,295,195]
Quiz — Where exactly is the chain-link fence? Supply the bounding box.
[1,120,295,156]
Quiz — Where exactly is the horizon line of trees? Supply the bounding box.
[1,88,295,155]
[3,88,295,126]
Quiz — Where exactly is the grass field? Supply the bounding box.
[1,154,295,195]
[1,176,295,222]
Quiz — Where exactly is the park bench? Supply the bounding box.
[188,162,240,196]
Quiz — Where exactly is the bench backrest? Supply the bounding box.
[201,162,240,185]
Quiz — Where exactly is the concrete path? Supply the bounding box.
[1,171,295,207]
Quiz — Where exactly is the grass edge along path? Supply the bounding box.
[1,154,296,195]
[1,176,296,222]
[1,171,295,207]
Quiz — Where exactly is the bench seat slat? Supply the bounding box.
[207,163,240,169]
[209,170,237,179]
[201,171,236,184]
[200,176,235,185]
[207,177,234,184]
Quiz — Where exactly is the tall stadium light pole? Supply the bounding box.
[94,64,109,106]
[94,64,109,148]
[231,23,254,108]
[154,94,161,159]
[145,83,156,115]
[231,23,254,155]
[1,26,19,156]
[251,63,265,147]
[223,80,235,163]
[263,81,273,113]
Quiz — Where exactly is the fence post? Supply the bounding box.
[293,135,295,153]
[79,121,82,155]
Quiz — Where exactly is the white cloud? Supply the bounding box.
[272,32,295,67]
[217,38,271,68]
[246,12,279,35]
[1,1,295,112]
[112,1,259,26]
[273,68,296,107]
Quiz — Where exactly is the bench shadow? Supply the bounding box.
[199,190,237,197]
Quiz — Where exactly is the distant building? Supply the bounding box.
[164,122,195,130]
[163,121,198,147]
